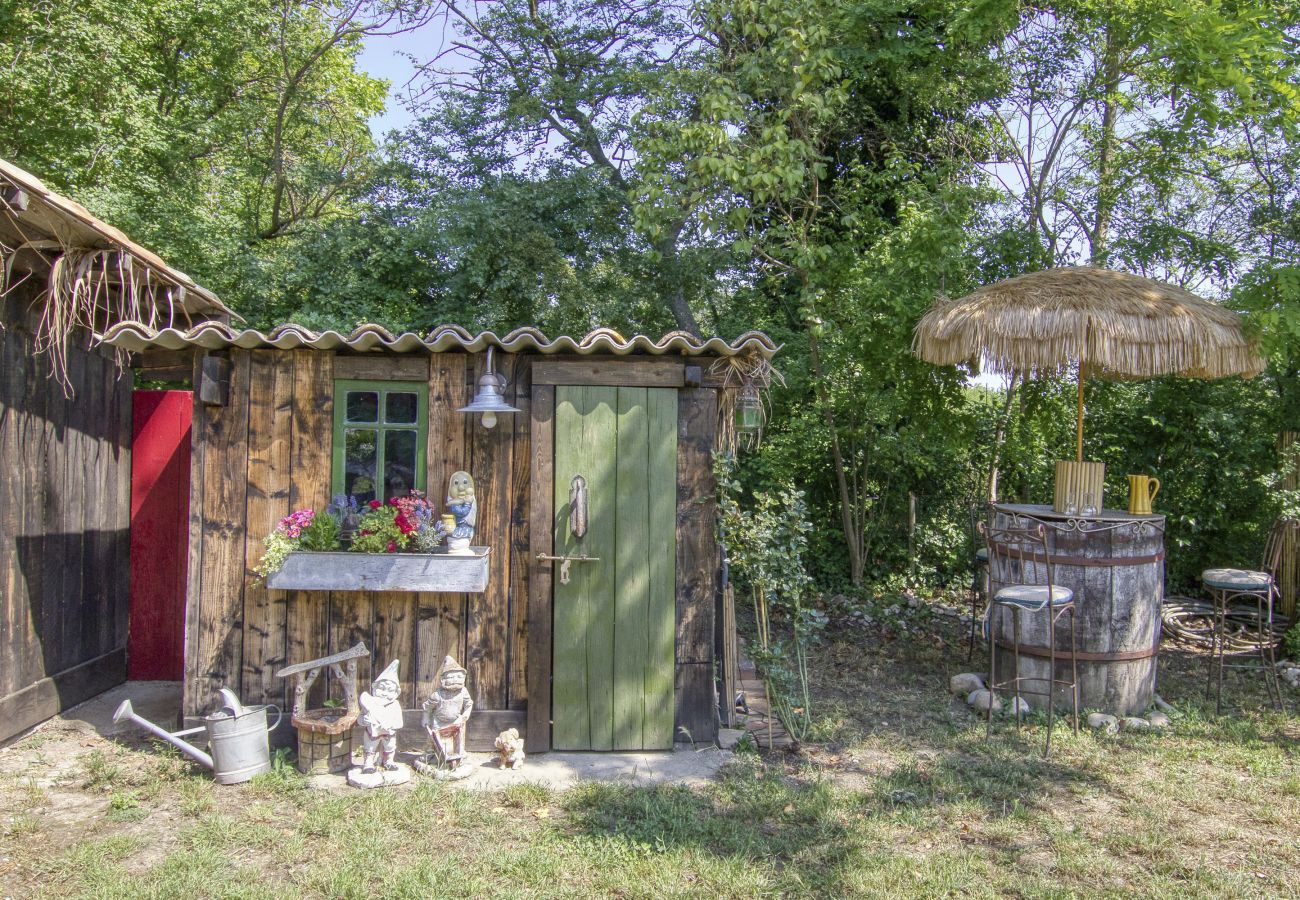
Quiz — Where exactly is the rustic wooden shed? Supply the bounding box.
[100,321,777,751]
[0,159,230,744]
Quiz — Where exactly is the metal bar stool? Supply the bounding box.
[1201,517,1294,714]
[979,520,1080,757]
[967,503,991,660]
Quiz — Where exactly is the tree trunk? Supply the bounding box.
[808,328,864,585]
[1090,29,1122,265]
[655,233,699,335]
[985,374,1019,502]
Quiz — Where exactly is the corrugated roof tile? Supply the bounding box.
[98,321,780,358]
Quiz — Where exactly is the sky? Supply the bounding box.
[355,26,444,138]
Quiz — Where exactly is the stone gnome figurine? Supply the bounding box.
[421,656,474,769]
[358,659,403,773]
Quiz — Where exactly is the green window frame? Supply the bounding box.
[331,380,428,504]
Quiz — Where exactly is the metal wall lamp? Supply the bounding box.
[458,346,521,428]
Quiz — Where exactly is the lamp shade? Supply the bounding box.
[459,374,521,414]
[457,347,520,428]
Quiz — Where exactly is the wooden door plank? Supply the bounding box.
[285,350,334,709]
[582,385,618,751]
[465,352,515,709]
[78,348,105,665]
[416,592,466,703]
[526,382,555,750]
[43,333,79,675]
[240,351,293,707]
[334,355,429,382]
[183,357,207,718]
[644,387,678,748]
[110,364,134,660]
[613,387,650,749]
[550,386,588,749]
[532,358,685,387]
[373,591,417,707]
[507,362,532,710]
[330,591,376,698]
[674,388,718,744]
[420,355,467,702]
[189,350,251,717]
[0,311,28,697]
[426,354,467,510]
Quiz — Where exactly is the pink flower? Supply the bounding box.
[386,542,398,553]
[368,500,383,510]
[277,508,315,539]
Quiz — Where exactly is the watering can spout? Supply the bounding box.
[112,698,214,771]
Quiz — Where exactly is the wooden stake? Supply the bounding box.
[1076,362,1085,464]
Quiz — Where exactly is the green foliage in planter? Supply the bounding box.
[254,509,342,580]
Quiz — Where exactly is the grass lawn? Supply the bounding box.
[2,595,1296,898]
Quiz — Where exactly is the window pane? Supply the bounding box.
[383,429,418,500]
[346,391,379,424]
[385,391,418,424]
[344,428,378,504]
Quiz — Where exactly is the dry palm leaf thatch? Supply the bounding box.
[1,239,180,392]
[712,353,785,454]
[913,266,1265,380]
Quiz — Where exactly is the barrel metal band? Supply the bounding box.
[988,544,1164,568]
[993,638,1161,662]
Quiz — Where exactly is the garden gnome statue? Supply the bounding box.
[348,659,411,788]
[446,471,476,553]
[421,656,474,774]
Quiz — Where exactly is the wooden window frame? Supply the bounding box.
[330,379,429,501]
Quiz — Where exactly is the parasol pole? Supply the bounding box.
[1076,343,1085,464]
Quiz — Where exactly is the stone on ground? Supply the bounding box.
[950,673,986,697]
[1146,711,1171,728]
[967,689,1002,714]
[347,763,412,789]
[1119,717,1150,732]
[1086,712,1119,735]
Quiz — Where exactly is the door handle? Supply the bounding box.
[569,474,588,538]
[537,553,601,585]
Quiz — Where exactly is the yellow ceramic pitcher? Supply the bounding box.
[1126,474,1160,515]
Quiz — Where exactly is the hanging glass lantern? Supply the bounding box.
[735,383,763,435]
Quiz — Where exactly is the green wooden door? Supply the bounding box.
[552,386,677,750]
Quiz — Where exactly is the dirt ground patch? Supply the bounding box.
[1,593,1297,898]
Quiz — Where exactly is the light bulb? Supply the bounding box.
[481,411,497,429]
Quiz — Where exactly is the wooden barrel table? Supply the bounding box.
[988,503,1164,716]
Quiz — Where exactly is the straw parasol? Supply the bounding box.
[913,266,1265,462]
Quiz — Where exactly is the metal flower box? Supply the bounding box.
[265,548,491,593]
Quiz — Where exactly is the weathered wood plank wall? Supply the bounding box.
[184,350,536,725]
[0,288,132,743]
[183,349,725,749]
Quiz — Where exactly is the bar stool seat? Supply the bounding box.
[1201,568,1271,591]
[993,584,1074,611]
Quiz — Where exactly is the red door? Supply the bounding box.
[128,390,192,680]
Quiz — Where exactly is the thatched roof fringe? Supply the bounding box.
[913,267,1265,379]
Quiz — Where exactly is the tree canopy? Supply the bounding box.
[4,0,1299,594]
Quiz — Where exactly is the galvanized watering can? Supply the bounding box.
[113,688,282,785]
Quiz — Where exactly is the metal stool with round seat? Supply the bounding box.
[967,503,992,660]
[979,520,1080,757]
[1201,518,1295,714]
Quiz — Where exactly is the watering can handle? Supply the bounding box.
[265,704,283,732]
[217,687,246,718]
